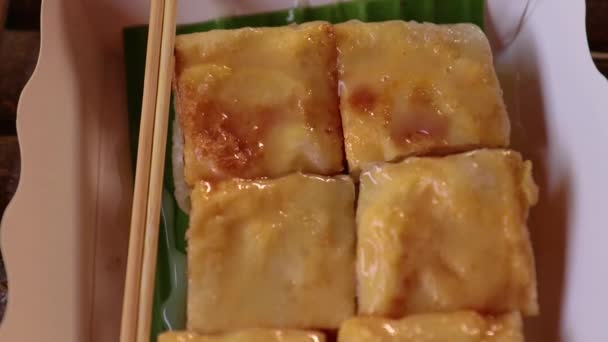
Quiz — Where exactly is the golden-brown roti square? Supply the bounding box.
[187,173,356,333]
[174,22,344,183]
[338,311,523,342]
[159,329,326,342]
[335,21,510,174]
[357,149,538,316]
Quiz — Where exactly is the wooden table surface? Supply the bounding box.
[0,0,606,321]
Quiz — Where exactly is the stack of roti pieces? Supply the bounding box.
[161,20,537,342]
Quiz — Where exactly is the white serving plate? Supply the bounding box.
[0,0,607,341]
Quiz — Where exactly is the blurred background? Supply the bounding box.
[0,0,606,321]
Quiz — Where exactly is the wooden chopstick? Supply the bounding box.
[120,0,166,341]
[136,0,178,340]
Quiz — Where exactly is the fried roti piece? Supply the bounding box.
[357,149,538,316]
[174,22,344,183]
[335,21,510,174]
[338,311,523,342]
[187,173,356,333]
[159,329,325,342]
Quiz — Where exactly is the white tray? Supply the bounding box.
[1,0,607,341]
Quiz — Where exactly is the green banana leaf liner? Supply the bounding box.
[122,0,484,340]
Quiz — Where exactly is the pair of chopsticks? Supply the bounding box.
[120,0,177,341]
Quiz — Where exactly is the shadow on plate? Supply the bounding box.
[494,16,571,342]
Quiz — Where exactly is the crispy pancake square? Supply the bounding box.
[357,149,538,316]
[174,22,344,183]
[338,311,523,342]
[159,329,326,342]
[187,173,356,333]
[335,21,510,174]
